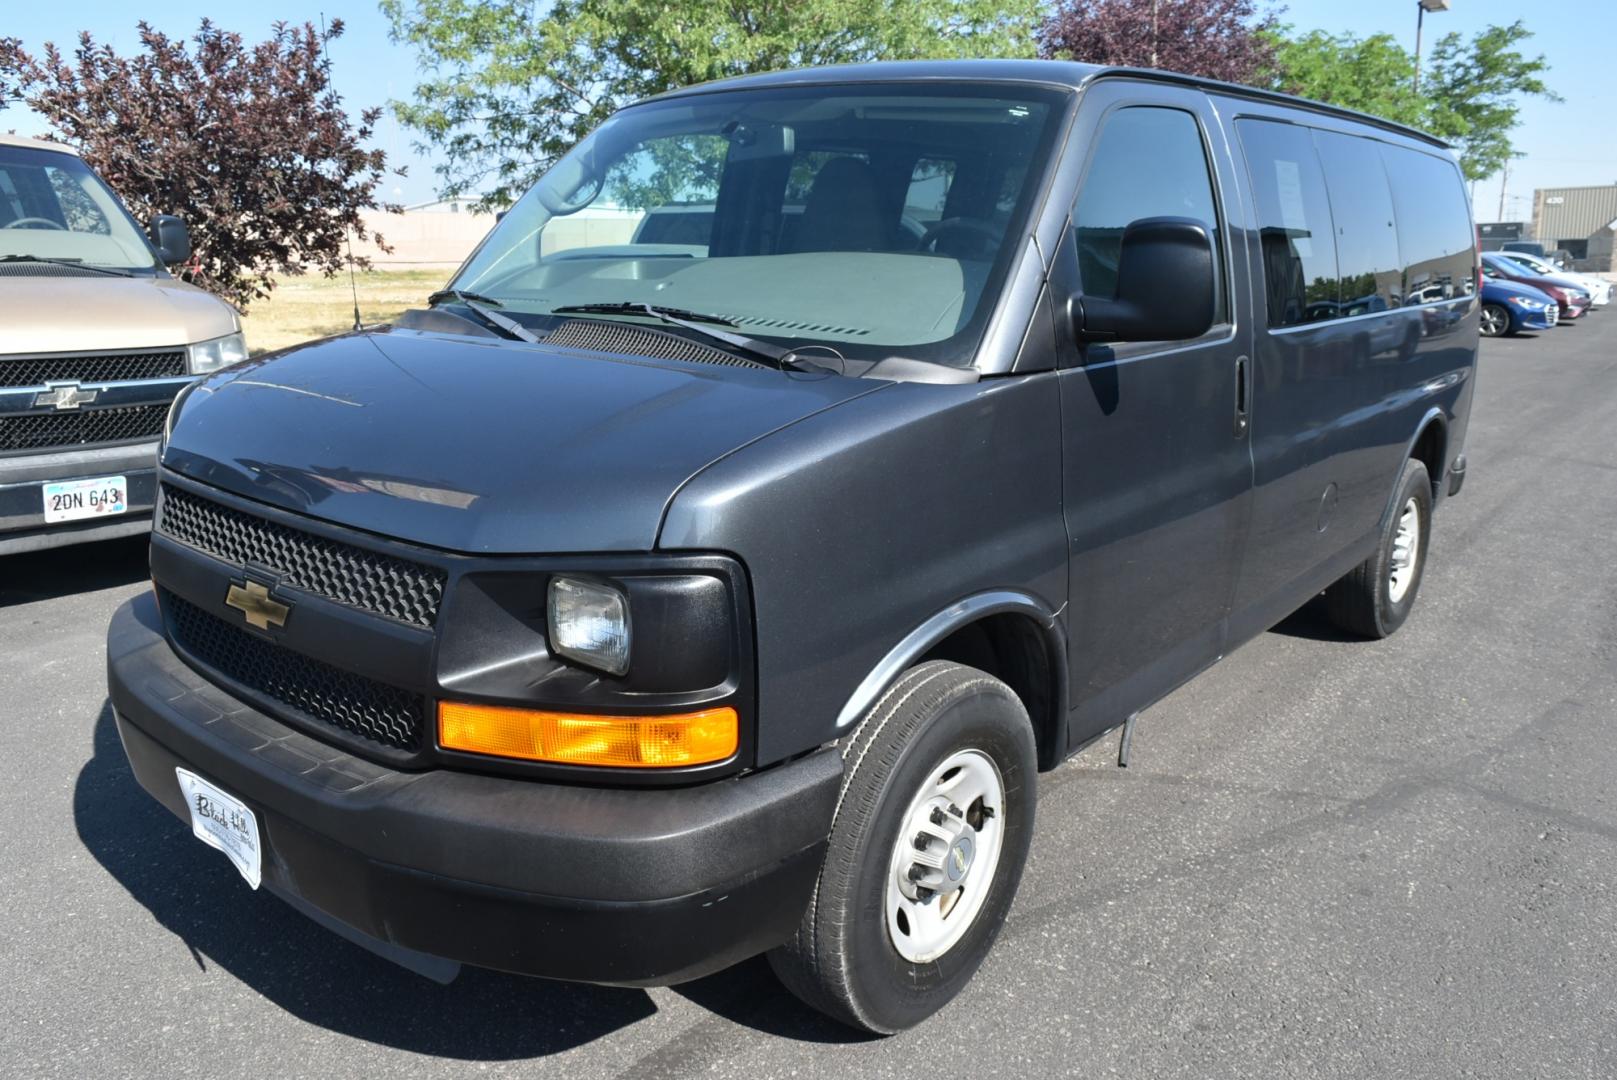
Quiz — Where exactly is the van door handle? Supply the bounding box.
[1233,354,1249,437]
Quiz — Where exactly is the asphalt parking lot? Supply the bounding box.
[3,313,1615,1079]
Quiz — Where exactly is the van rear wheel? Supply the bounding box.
[1325,458,1433,638]
[769,661,1037,1033]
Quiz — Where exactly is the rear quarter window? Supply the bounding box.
[1380,143,1474,303]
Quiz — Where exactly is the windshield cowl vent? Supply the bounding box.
[0,261,113,278]
[723,314,870,337]
[543,319,768,369]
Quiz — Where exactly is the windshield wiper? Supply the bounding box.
[425,289,541,344]
[551,302,739,327]
[549,302,804,370]
[0,254,132,277]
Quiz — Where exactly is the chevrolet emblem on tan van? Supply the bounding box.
[0,133,245,555]
[107,60,1478,1034]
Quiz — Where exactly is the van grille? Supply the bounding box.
[157,484,446,628]
[0,403,169,452]
[165,591,424,753]
[0,349,188,388]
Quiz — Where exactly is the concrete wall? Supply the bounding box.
[348,205,649,269]
[351,207,497,269]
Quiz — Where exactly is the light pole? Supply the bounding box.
[1413,0,1451,94]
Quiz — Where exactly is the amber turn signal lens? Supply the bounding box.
[438,701,739,768]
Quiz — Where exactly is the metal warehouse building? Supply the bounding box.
[1530,185,1617,271]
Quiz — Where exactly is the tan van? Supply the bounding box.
[1,133,243,554]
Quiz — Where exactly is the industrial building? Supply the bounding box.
[1530,185,1617,271]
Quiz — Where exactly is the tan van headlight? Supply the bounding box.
[188,332,248,374]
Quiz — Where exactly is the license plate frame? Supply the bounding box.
[175,768,263,890]
[42,474,128,524]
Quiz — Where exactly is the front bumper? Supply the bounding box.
[0,440,158,554]
[108,592,840,986]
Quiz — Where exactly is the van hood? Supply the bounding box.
[162,329,887,553]
[0,273,238,355]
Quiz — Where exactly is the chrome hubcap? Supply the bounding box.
[1388,496,1421,603]
[885,749,1005,963]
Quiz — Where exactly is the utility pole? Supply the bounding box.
[1150,0,1159,68]
[1413,0,1451,94]
[1496,159,1510,223]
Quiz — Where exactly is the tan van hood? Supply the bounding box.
[0,275,238,355]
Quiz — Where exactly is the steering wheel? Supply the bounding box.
[918,217,1000,257]
[3,217,66,230]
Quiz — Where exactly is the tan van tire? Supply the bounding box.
[1326,458,1433,639]
[769,661,1037,1033]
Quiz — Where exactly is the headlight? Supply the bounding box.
[1507,296,1538,308]
[187,331,249,374]
[548,577,631,676]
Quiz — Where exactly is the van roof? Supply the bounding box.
[0,132,80,155]
[644,59,1450,151]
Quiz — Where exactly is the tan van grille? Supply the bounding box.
[0,349,187,388]
[0,402,169,452]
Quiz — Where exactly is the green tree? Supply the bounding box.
[382,0,1041,209]
[1269,20,1557,182]
[1423,22,1557,183]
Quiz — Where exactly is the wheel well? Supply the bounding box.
[1411,419,1447,499]
[917,613,1063,770]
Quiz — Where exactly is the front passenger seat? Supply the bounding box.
[794,157,890,253]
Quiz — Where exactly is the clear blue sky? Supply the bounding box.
[3,0,1609,219]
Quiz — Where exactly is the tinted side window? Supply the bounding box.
[1312,130,1401,314]
[1237,118,1340,329]
[1380,144,1475,304]
[1073,106,1222,313]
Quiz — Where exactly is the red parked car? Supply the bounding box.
[1482,252,1589,321]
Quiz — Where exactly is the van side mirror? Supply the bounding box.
[149,214,191,266]
[1073,216,1215,343]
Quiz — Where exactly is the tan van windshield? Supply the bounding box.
[0,144,163,273]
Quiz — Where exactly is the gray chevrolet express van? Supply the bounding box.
[1,134,244,554]
[106,61,1477,1032]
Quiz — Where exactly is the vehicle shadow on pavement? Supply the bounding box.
[73,701,655,1058]
[1267,594,1361,643]
[74,702,863,1056]
[1,535,149,607]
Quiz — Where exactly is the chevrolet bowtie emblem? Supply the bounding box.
[34,382,98,411]
[225,580,291,630]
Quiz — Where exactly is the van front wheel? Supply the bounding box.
[1325,458,1433,638]
[769,661,1037,1033]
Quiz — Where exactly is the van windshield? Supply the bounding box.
[449,83,1067,367]
[0,145,162,273]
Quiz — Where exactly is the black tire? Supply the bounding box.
[768,661,1037,1033]
[1480,302,1513,337]
[1325,458,1433,638]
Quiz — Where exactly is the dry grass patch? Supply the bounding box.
[238,268,452,356]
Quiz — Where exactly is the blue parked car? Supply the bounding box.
[1480,277,1557,337]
